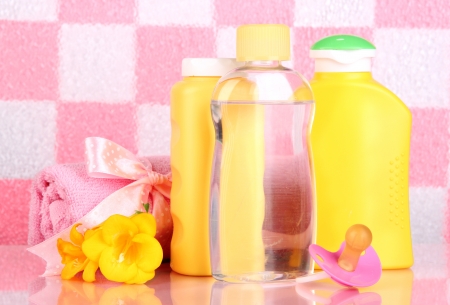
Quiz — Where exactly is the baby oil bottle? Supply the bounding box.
[209,24,316,282]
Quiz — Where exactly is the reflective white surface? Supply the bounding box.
[1,244,448,304]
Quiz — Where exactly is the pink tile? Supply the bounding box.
[56,103,137,163]
[59,0,135,23]
[0,180,32,245]
[446,190,450,244]
[375,0,450,28]
[136,26,215,104]
[293,27,373,80]
[215,0,295,26]
[411,279,448,304]
[0,21,58,100]
[409,108,449,187]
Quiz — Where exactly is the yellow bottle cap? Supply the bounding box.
[236,24,290,62]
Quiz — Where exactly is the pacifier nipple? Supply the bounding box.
[337,224,372,272]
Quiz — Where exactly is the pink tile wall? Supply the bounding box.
[0,21,58,100]
[59,0,135,24]
[0,180,32,244]
[0,0,448,273]
[136,26,216,104]
[56,103,138,163]
[375,0,450,28]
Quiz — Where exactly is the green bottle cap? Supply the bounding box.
[311,35,375,51]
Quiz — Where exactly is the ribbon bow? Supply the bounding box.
[28,137,172,277]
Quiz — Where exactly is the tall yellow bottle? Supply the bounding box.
[309,35,413,269]
[170,58,242,276]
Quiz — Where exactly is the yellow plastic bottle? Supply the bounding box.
[170,58,242,276]
[309,35,413,269]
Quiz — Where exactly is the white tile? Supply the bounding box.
[409,187,446,244]
[216,27,236,58]
[294,0,374,27]
[0,101,56,179]
[373,29,450,108]
[0,0,57,21]
[138,0,213,26]
[137,104,170,156]
[412,244,448,279]
[59,24,135,103]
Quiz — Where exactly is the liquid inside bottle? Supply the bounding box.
[210,99,315,282]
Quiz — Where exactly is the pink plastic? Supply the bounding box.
[309,242,382,287]
[295,283,382,305]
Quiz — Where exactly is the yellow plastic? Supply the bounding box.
[237,24,290,61]
[310,72,413,269]
[212,78,266,275]
[170,76,219,276]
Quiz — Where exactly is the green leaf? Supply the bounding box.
[135,210,143,215]
[143,203,150,213]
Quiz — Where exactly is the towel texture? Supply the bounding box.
[28,156,172,257]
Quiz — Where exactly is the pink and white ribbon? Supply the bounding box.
[28,137,172,277]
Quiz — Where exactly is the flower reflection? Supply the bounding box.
[37,277,162,305]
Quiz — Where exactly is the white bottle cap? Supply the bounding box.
[310,50,375,72]
[310,35,376,73]
[182,58,243,77]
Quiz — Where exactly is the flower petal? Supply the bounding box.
[132,234,163,273]
[61,257,88,280]
[70,224,84,246]
[101,215,138,246]
[125,269,155,285]
[57,238,84,263]
[82,260,99,283]
[84,225,101,240]
[99,247,138,283]
[130,213,157,236]
[82,230,108,262]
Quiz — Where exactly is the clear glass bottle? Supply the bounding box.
[209,24,316,283]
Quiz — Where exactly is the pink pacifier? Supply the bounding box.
[296,224,382,287]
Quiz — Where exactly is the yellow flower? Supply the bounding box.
[82,213,163,284]
[57,224,99,282]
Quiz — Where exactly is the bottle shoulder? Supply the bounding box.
[310,77,411,116]
[214,68,313,102]
[171,78,220,98]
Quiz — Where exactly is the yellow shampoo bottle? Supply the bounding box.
[170,58,242,276]
[309,35,413,269]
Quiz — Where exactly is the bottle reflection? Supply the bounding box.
[170,271,215,305]
[210,281,312,305]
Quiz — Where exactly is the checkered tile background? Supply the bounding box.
[0,0,448,287]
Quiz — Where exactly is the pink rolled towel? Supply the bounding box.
[28,156,172,258]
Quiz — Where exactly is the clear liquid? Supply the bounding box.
[210,100,315,283]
